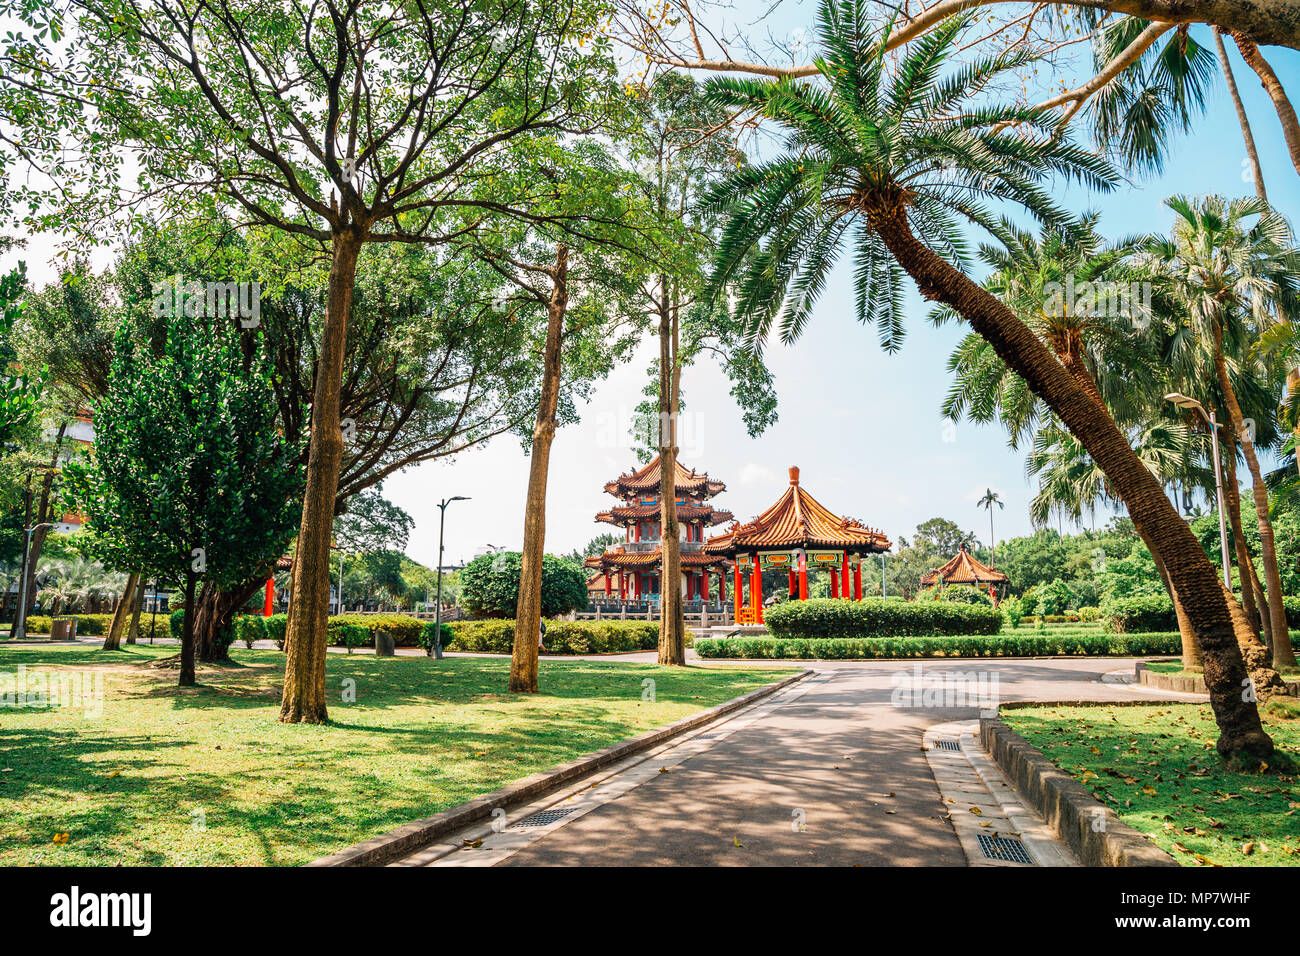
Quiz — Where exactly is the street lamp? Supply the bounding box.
[432,496,470,659]
[1165,393,1232,588]
[14,521,54,640]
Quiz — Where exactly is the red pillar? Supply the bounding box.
[853,559,862,601]
[263,577,274,616]
[841,553,850,600]
[733,563,743,620]
[798,550,808,600]
[619,570,626,601]
[605,573,611,598]
[830,566,839,598]
[702,570,710,601]
[751,556,763,623]
[788,569,796,598]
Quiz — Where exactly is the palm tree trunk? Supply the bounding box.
[657,277,687,666]
[1229,32,1300,178]
[869,204,1272,760]
[1212,331,1294,666]
[1221,433,1269,643]
[102,573,140,651]
[279,229,363,723]
[1215,29,1269,196]
[510,244,569,694]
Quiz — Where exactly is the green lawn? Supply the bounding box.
[1005,703,1300,867]
[0,643,792,866]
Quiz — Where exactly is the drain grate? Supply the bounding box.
[934,738,962,752]
[977,833,1033,864]
[510,807,577,829]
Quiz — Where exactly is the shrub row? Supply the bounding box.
[763,598,1003,639]
[694,631,1181,660]
[447,619,660,655]
[23,612,172,640]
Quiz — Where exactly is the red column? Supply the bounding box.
[841,553,850,600]
[788,569,796,598]
[702,571,710,601]
[605,573,611,598]
[751,556,763,623]
[635,522,641,542]
[264,577,274,616]
[798,551,808,600]
[619,571,626,601]
[733,563,743,620]
[830,566,839,598]
[853,559,862,601]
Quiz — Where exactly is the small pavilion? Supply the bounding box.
[703,466,891,624]
[919,544,1010,605]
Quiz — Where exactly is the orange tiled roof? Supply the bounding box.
[703,466,891,555]
[919,545,1009,586]
[603,454,726,498]
[596,503,734,526]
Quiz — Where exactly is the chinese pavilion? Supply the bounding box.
[585,454,734,604]
[920,544,1010,605]
[704,466,891,623]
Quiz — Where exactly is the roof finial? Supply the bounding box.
[789,465,800,486]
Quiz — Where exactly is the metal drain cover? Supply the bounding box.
[977,833,1033,864]
[510,807,576,829]
[934,738,962,752]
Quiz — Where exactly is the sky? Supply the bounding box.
[6,6,1300,571]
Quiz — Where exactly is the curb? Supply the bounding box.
[980,716,1178,867]
[1134,661,1299,696]
[308,668,812,867]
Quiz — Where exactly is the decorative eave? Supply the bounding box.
[602,453,727,498]
[919,544,1009,587]
[589,545,730,570]
[595,504,734,527]
[703,466,891,556]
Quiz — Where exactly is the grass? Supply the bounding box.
[0,643,792,866]
[1004,703,1300,867]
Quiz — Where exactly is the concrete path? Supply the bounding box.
[395,657,1202,867]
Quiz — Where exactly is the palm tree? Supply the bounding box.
[976,489,1003,567]
[1148,194,1300,669]
[703,0,1272,759]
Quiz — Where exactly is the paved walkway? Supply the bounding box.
[392,657,1202,867]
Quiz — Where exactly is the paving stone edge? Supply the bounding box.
[308,668,812,867]
[980,716,1178,867]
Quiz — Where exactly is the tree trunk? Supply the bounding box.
[1221,432,1269,643]
[192,577,265,662]
[10,423,66,640]
[1230,32,1300,178]
[1148,534,1200,670]
[510,244,569,694]
[1213,331,1294,666]
[658,278,687,666]
[179,569,198,687]
[868,202,1272,761]
[126,576,146,644]
[102,572,140,651]
[279,229,363,723]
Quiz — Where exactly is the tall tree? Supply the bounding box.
[702,2,1272,760]
[977,489,1004,567]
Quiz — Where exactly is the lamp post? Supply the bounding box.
[14,521,54,640]
[1165,393,1232,589]
[432,496,470,659]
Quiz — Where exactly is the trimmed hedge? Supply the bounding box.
[763,598,1003,639]
[694,631,1182,660]
[447,619,660,655]
[22,612,171,640]
[329,613,425,647]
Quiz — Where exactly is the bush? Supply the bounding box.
[418,621,454,654]
[330,613,424,646]
[694,631,1181,660]
[265,613,288,650]
[445,619,659,655]
[763,598,1003,640]
[328,621,370,653]
[458,552,589,618]
[916,585,991,605]
[234,615,267,649]
[1103,595,1176,633]
[999,595,1025,628]
[1076,605,1101,622]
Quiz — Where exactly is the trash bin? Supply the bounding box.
[51,618,75,641]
